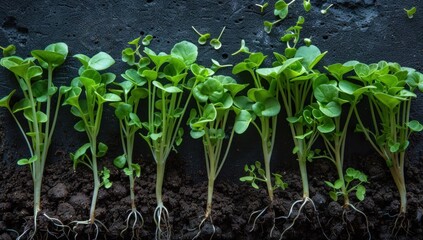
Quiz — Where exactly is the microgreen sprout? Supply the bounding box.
[320,3,333,15]
[263,19,282,34]
[192,26,211,45]
[325,168,368,202]
[303,0,311,12]
[142,34,154,46]
[255,2,269,13]
[304,37,312,47]
[210,26,226,50]
[404,7,416,19]
[231,39,251,56]
[0,42,68,238]
[0,44,16,57]
[189,73,248,237]
[274,0,296,20]
[210,59,233,72]
[63,51,119,232]
[280,16,305,57]
[240,161,287,191]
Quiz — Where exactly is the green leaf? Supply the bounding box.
[190,129,205,139]
[356,185,366,201]
[72,143,91,161]
[334,179,343,189]
[171,41,198,65]
[329,191,338,201]
[17,156,37,165]
[2,44,16,56]
[74,54,90,68]
[314,84,338,103]
[25,66,43,80]
[404,7,417,19]
[88,52,115,70]
[407,120,423,132]
[294,130,313,140]
[294,45,325,70]
[102,93,121,102]
[240,176,254,182]
[253,97,281,117]
[142,34,153,46]
[317,118,335,133]
[318,101,341,118]
[234,110,252,134]
[373,92,404,110]
[113,155,126,169]
[152,81,182,93]
[324,181,334,188]
[12,98,31,113]
[0,90,16,108]
[97,142,108,157]
[115,103,132,119]
[74,120,86,132]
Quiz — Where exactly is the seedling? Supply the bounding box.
[189,73,248,237]
[264,19,282,34]
[255,2,269,13]
[231,39,251,56]
[320,4,333,15]
[255,24,328,235]
[142,34,154,46]
[404,7,416,19]
[233,50,283,234]
[210,26,226,50]
[63,51,120,235]
[303,0,311,12]
[325,168,368,202]
[280,16,305,57]
[274,0,295,20]
[351,61,423,233]
[0,44,16,56]
[111,45,149,238]
[0,42,68,238]
[192,26,211,45]
[240,161,287,191]
[122,39,199,239]
[210,59,232,72]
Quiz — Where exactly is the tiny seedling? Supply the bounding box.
[192,26,211,45]
[0,42,68,238]
[240,161,287,191]
[263,19,282,34]
[280,16,305,57]
[210,59,232,72]
[231,39,251,56]
[63,51,120,234]
[274,0,296,20]
[255,2,269,13]
[404,7,416,19]
[0,44,16,56]
[325,168,368,202]
[142,34,154,46]
[303,0,311,12]
[210,26,226,50]
[320,3,333,15]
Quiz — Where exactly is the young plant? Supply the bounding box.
[0,42,68,237]
[240,161,287,191]
[210,26,226,50]
[232,50,284,232]
[280,16,305,58]
[255,2,269,13]
[404,7,416,19]
[192,26,211,45]
[320,3,333,15]
[110,51,149,237]
[254,23,327,234]
[325,168,368,202]
[62,51,119,233]
[303,0,311,12]
[231,39,251,56]
[122,39,199,239]
[351,61,423,232]
[188,73,248,237]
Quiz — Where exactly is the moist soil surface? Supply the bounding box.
[1,152,423,240]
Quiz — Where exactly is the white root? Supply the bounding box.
[191,215,216,240]
[154,204,171,240]
[247,205,269,232]
[69,219,108,240]
[120,208,144,240]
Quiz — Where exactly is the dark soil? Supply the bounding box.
[1,150,423,240]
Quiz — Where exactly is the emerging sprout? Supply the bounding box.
[142,34,153,46]
[404,7,417,19]
[304,37,312,47]
[232,39,251,56]
[264,19,282,34]
[0,44,16,56]
[211,59,232,72]
[210,26,226,50]
[303,0,311,12]
[192,26,211,45]
[321,3,333,15]
[255,2,269,13]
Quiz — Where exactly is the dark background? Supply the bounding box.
[1,0,422,181]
